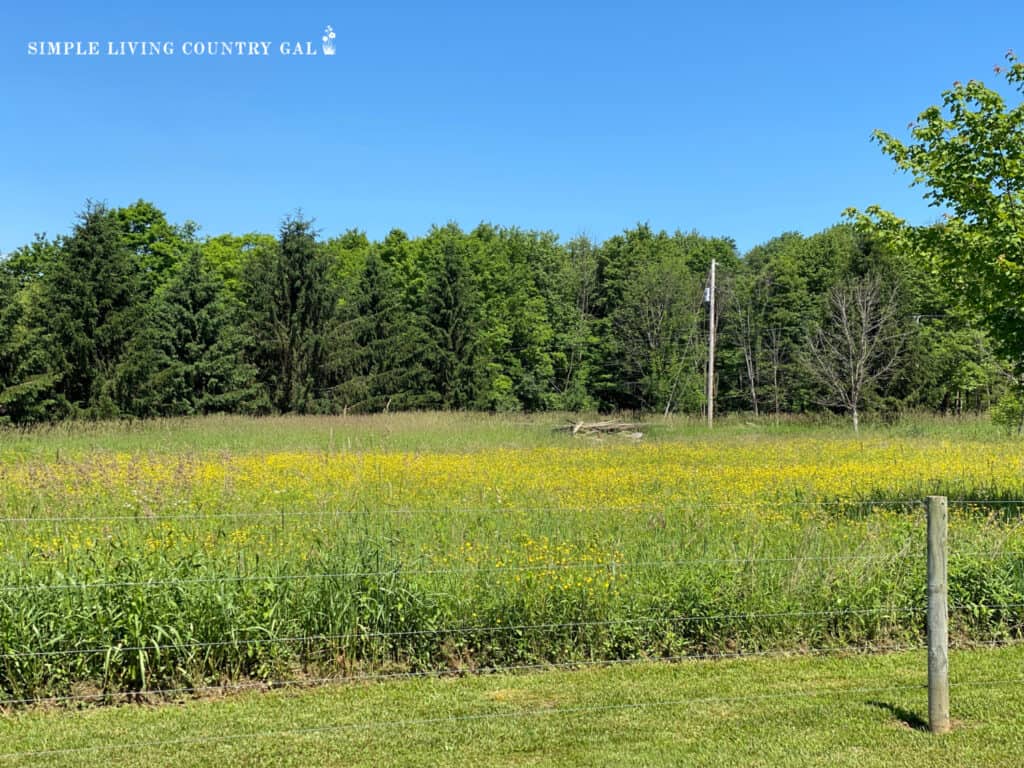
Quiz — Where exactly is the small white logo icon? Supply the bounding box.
[322,25,336,56]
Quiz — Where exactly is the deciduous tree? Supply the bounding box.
[801,276,906,431]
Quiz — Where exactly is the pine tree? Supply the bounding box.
[30,203,144,418]
[336,250,432,411]
[115,249,263,416]
[242,214,337,413]
[420,225,480,409]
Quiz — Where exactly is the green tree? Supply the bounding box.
[418,224,481,409]
[1,238,74,422]
[335,249,433,411]
[854,51,1024,369]
[613,253,704,414]
[0,262,33,423]
[114,249,262,416]
[117,200,194,294]
[323,228,372,306]
[243,214,338,413]
[18,203,145,418]
[470,225,559,411]
[592,224,667,410]
[201,233,278,308]
[595,226,734,412]
[549,236,599,411]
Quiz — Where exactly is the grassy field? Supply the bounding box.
[0,413,1023,722]
[2,645,1024,767]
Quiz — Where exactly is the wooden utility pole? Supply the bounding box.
[706,259,716,428]
[927,495,950,734]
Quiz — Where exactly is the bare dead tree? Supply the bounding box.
[801,276,906,432]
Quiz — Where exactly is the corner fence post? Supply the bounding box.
[926,495,950,734]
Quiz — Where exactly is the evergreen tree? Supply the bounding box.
[0,265,26,423]
[336,249,433,411]
[114,249,263,416]
[420,224,480,409]
[0,200,1013,424]
[242,214,337,413]
[0,237,57,422]
[22,203,144,418]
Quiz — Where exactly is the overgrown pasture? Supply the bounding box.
[1,414,1023,705]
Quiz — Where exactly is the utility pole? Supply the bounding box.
[706,259,716,428]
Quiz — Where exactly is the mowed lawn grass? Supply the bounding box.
[2,645,1023,767]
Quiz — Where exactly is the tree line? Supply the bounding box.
[0,200,1009,425]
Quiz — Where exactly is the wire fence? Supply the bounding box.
[2,497,1024,760]
[0,552,933,592]
[0,497,937,525]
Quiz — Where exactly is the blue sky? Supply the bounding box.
[1,1,1020,254]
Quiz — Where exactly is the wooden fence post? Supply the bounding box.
[926,495,950,734]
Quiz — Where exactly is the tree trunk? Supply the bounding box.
[852,406,860,433]
[772,359,780,422]
[742,344,759,416]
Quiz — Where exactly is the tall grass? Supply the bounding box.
[0,414,1022,705]
[0,411,1006,458]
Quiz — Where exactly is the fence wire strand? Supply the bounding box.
[0,551,927,593]
[2,600,1020,663]
[0,498,929,526]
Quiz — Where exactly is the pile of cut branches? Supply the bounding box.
[554,420,643,439]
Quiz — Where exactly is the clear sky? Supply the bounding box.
[1,1,1020,254]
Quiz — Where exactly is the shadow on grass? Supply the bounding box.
[866,700,929,731]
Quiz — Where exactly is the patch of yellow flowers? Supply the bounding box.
[2,435,1023,564]
[3,437,1022,512]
